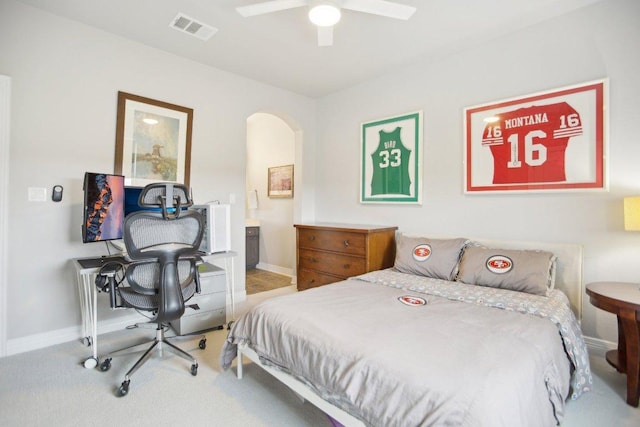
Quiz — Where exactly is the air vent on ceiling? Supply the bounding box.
[169,13,218,41]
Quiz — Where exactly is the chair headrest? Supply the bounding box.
[138,183,193,219]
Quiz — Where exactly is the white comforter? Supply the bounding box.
[221,270,591,427]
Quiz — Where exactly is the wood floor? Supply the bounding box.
[245,268,293,295]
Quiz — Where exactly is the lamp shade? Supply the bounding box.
[624,197,640,231]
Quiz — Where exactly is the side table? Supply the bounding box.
[586,281,640,407]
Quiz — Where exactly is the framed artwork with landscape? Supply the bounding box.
[464,79,607,194]
[115,91,193,187]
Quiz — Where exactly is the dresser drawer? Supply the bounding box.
[295,223,397,292]
[297,268,341,290]
[297,228,366,256]
[298,248,366,278]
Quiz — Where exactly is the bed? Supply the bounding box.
[221,235,592,426]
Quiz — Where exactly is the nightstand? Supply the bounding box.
[586,281,640,407]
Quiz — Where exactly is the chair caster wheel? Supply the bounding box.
[99,358,112,372]
[117,380,130,397]
[83,356,98,369]
[199,339,206,350]
[191,363,198,376]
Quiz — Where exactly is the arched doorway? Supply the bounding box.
[245,112,298,294]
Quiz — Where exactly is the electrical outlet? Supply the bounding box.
[229,193,236,204]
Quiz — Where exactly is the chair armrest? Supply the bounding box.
[183,253,203,294]
[194,266,201,294]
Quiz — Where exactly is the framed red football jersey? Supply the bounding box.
[464,79,607,193]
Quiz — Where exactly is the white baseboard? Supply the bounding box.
[255,262,294,280]
[6,311,147,356]
[227,290,247,315]
[583,335,616,358]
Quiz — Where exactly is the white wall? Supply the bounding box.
[315,0,640,345]
[0,0,316,351]
[246,113,295,274]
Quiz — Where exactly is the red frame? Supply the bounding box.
[464,80,607,193]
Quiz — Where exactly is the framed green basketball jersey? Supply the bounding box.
[360,111,422,204]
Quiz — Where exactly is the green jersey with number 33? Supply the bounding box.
[370,127,412,196]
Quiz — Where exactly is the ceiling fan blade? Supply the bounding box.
[341,0,416,20]
[236,0,308,18]
[317,26,333,47]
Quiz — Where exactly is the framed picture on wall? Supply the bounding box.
[464,79,608,193]
[114,91,193,187]
[268,164,294,198]
[360,111,423,204]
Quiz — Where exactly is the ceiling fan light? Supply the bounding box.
[309,4,341,27]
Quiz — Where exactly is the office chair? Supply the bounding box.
[97,182,206,397]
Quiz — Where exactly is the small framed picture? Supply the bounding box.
[268,164,294,198]
[360,111,423,204]
[464,79,607,193]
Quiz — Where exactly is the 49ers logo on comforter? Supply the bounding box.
[398,295,427,306]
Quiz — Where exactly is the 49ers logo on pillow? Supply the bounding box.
[486,255,513,274]
[412,244,432,262]
[398,295,427,306]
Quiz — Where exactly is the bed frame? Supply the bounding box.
[238,344,366,426]
[235,238,584,427]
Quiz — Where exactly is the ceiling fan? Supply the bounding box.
[236,0,417,47]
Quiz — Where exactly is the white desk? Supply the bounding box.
[73,251,238,369]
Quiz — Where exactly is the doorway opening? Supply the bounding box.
[245,112,296,294]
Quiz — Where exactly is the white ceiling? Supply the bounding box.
[15,0,602,98]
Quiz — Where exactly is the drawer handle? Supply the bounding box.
[343,264,350,269]
[309,236,315,241]
[309,279,315,284]
[309,257,317,263]
[343,240,350,247]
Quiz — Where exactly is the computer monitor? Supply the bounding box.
[124,186,164,216]
[124,185,190,217]
[82,172,125,243]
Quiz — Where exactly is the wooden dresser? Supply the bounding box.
[295,223,398,291]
